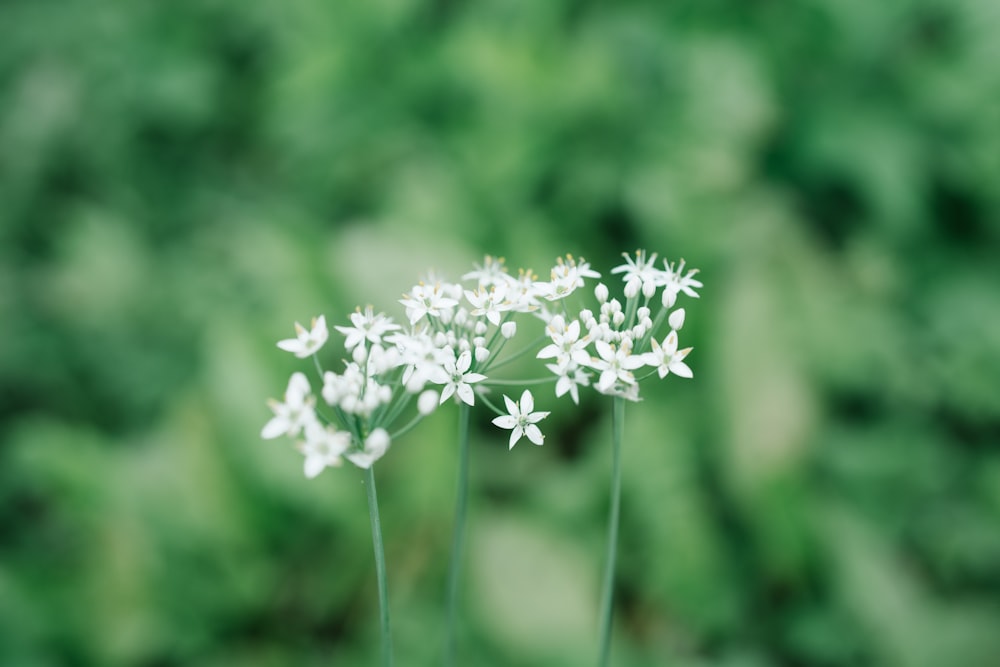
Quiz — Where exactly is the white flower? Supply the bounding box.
[299,422,351,478]
[661,259,702,307]
[262,372,316,439]
[536,255,596,301]
[589,340,646,392]
[501,321,517,339]
[505,269,543,312]
[644,330,693,379]
[491,390,550,449]
[399,283,459,325]
[536,316,591,367]
[276,316,329,358]
[464,284,512,326]
[438,350,487,406]
[395,333,450,393]
[611,250,663,299]
[462,255,509,286]
[347,428,391,469]
[334,307,400,350]
[546,361,591,405]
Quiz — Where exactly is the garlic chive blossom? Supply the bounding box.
[491,390,550,450]
[439,350,487,406]
[276,316,329,358]
[536,250,700,403]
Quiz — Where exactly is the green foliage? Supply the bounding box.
[3,0,999,665]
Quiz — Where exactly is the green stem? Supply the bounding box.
[476,391,505,418]
[445,402,472,667]
[597,397,625,667]
[483,333,548,372]
[364,466,393,667]
[484,377,555,386]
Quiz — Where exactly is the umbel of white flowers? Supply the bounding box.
[537,250,701,403]
[261,251,700,478]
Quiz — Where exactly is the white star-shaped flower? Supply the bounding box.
[589,340,646,392]
[439,350,487,406]
[661,259,703,308]
[299,422,351,478]
[399,284,459,325]
[464,284,512,326]
[644,330,693,379]
[537,316,591,367]
[261,372,316,439]
[277,316,329,358]
[334,306,400,350]
[491,390,550,449]
[462,255,509,286]
[546,361,592,405]
[611,250,666,299]
[346,428,391,469]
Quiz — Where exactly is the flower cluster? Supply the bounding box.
[261,251,700,477]
[262,255,603,477]
[537,250,701,402]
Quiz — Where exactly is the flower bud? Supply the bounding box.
[637,306,651,320]
[662,287,677,309]
[612,311,625,327]
[668,308,686,331]
[642,279,657,299]
[474,321,488,335]
[474,345,490,363]
[595,283,610,303]
[352,344,368,364]
[501,321,517,338]
[418,390,439,415]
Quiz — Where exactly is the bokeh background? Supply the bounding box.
[3,1,1000,665]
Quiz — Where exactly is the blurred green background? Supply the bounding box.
[3,0,1000,665]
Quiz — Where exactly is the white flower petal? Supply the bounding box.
[524,424,544,446]
[519,390,534,414]
[304,456,326,479]
[493,415,518,429]
[456,382,476,406]
[261,417,288,439]
[509,425,524,450]
[526,410,549,424]
[671,361,693,378]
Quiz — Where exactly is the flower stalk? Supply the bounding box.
[445,402,472,667]
[364,465,393,667]
[597,396,625,667]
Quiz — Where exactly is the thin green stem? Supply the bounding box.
[476,391,505,418]
[597,397,625,667]
[445,403,472,667]
[389,411,424,441]
[484,333,548,372]
[484,377,555,386]
[364,466,393,667]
